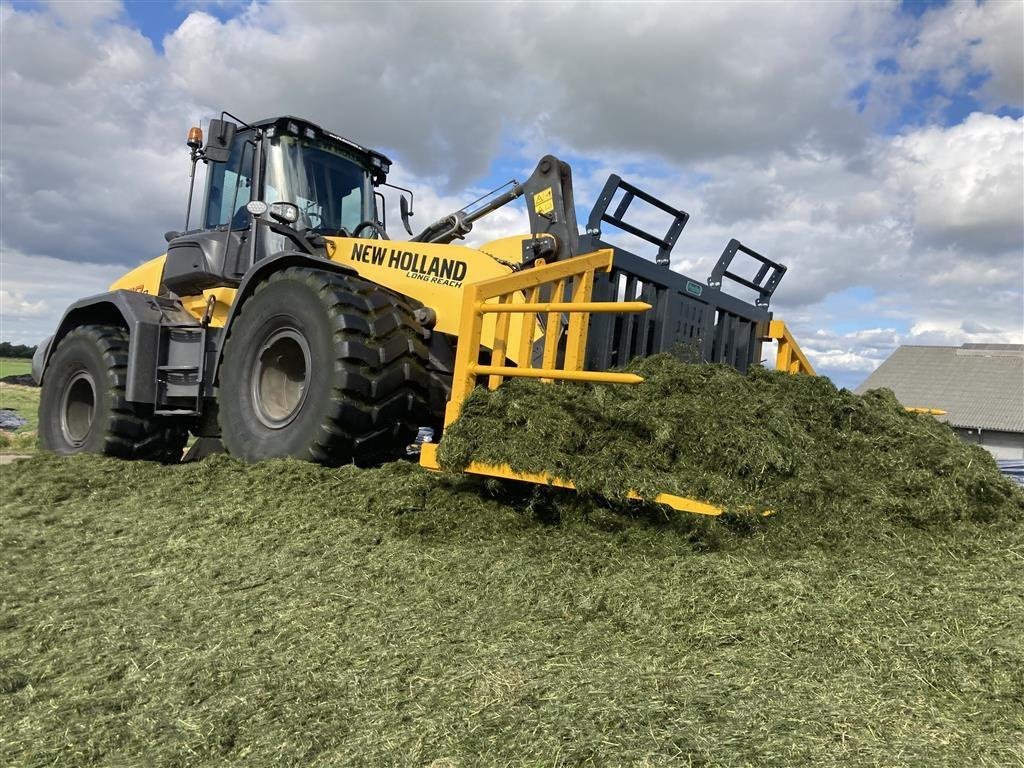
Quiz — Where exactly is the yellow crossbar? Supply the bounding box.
[477,301,651,314]
[419,445,722,516]
[470,365,644,384]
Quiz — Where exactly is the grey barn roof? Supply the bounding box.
[855,344,1024,433]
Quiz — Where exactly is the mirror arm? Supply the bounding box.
[183,146,202,232]
[220,110,256,131]
[263,219,318,255]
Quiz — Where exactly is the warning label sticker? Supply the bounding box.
[533,187,554,216]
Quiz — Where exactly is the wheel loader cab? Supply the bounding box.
[161,117,386,297]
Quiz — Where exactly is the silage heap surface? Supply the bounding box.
[3,448,1023,762]
[439,355,1023,524]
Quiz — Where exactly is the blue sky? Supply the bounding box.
[121,0,196,47]
[1,0,1021,390]
[11,0,242,47]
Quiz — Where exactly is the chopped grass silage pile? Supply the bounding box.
[439,356,1022,525]
[2,450,1023,766]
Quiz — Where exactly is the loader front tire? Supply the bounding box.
[38,325,188,461]
[217,268,435,466]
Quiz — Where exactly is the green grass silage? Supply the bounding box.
[2,451,1023,766]
[439,356,1022,526]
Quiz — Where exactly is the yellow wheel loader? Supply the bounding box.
[33,113,812,513]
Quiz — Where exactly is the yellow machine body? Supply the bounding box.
[111,255,166,296]
[325,234,542,352]
[109,234,542,360]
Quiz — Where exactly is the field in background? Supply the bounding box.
[0,357,32,379]
[2,453,1022,766]
[0,381,38,454]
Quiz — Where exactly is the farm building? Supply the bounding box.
[856,343,1024,460]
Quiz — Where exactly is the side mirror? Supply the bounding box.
[374,191,387,231]
[203,119,236,163]
[269,201,299,225]
[400,194,414,236]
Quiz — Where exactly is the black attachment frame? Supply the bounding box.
[585,174,689,266]
[578,172,784,375]
[580,232,772,375]
[708,238,786,308]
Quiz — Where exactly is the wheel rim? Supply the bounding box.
[60,370,96,447]
[251,328,311,429]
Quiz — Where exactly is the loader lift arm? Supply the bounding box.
[410,155,581,264]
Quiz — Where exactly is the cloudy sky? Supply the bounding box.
[1,0,1021,388]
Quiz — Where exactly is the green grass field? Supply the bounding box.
[0,380,39,454]
[2,453,1022,766]
[0,357,32,379]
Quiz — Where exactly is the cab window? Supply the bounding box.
[204,133,254,229]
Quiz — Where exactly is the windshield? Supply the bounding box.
[264,134,368,235]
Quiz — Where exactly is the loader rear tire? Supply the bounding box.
[38,325,188,462]
[217,268,436,466]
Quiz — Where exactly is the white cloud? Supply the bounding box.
[888,113,1023,254]
[42,0,122,27]
[0,289,48,318]
[800,328,901,373]
[0,249,118,345]
[897,0,1024,110]
[157,2,884,185]
[0,0,1021,390]
[905,318,1022,346]
[0,2,192,265]
[610,116,1024,337]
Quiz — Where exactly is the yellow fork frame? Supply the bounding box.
[419,248,723,517]
[759,321,944,415]
[761,319,816,375]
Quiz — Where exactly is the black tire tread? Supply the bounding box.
[43,325,187,462]
[219,268,439,466]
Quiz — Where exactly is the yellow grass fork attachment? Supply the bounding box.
[418,248,723,517]
[760,319,817,375]
[760,322,946,416]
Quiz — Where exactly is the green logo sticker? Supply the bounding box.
[685,280,703,297]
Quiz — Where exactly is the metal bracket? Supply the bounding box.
[521,235,557,266]
[585,174,689,266]
[708,239,786,308]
